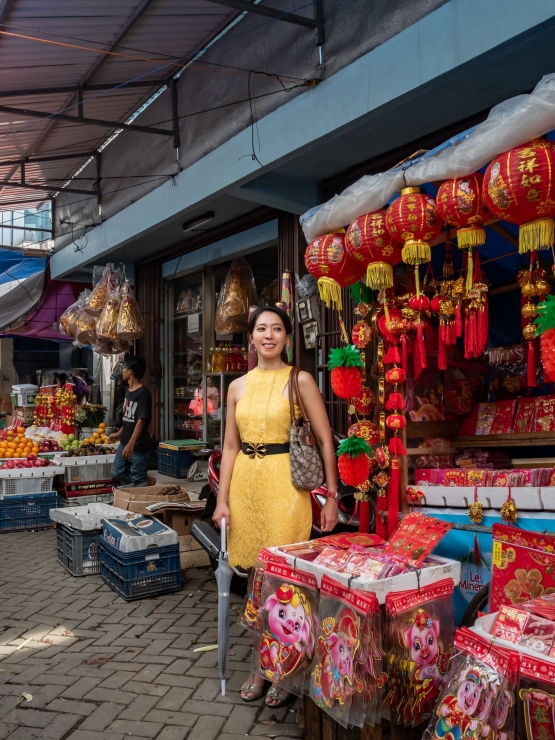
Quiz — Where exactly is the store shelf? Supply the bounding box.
[455,432,555,448]
[173,312,202,321]
[406,446,460,455]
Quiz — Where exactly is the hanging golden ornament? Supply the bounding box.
[500,496,518,525]
[468,501,484,525]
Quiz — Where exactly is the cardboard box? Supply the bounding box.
[102,515,178,553]
[178,534,210,569]
[113,485,190,515]
[16,393,36,407]
[153,507,204,536]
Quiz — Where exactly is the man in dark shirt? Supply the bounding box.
[109,355,152,487]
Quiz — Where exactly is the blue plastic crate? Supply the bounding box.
[57,524,101,576]
[99,537,181,601]
[157,447,194,479]
[0,492,61,532]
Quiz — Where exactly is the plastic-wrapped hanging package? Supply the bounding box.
[384,578,456,727]
[73,290,97,346]
[309,575,377,727]
[517,652,555,740]
[239,549,284,634]
[67,290,91,340]
[215,258,257,335]
[86,263,121,316]
[97,285,121,341]
[117,280,144,341]
[423,627,514,740]
[59,297,81,337]
[354,587,386,728]
[254,561,319,698]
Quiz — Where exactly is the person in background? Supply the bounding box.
[56,372,91,405]
[109,355,152,487]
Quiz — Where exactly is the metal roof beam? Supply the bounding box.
[0,152,96,167]
[203,0,318,29]
[0,180,93,196]
[0,104,173,137]
[0,80,166,99]
[0,222,52,233]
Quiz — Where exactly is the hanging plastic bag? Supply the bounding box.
[72,290,97,346]
[59,298,81,337]
[384,578,456,727]
[67,290,91,340]
[239,549,283,634]
[422,627,514,740]
[86,263,121,316]
[356,591,386,728]
[309,575,381,728]
[253,561,319,698]
[117,280,144,341]
[215,258,257,335]
[97,285,121,341]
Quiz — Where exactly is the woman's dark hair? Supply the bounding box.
[247,305,292,336]
[123,354,146,380]
[57,372,68,385]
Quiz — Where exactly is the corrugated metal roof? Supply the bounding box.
[0,0,238,209]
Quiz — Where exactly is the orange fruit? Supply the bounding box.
[17,427,24,434]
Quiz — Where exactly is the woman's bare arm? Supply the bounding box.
[212,377,244,529]
[297,371,338,532]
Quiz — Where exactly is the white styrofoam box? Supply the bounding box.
[407,486,475,507]
[101,515,178,553]
[540,488,555,511]
[12,384,38,392]
[480,487,542,510]
[268,546,460,604]
[53,455,116,466]
[0,466,64,478]
[473,613,555,665]
[50,503,130,531]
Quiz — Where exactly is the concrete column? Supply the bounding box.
[0,338,18,392]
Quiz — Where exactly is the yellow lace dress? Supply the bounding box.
[227,366,312,568]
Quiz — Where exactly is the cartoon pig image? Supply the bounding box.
[319,609,358,702]
[488,689,513,740]
[405,609,440,683]
[260,583,314,680]
[433,668,486,740]
[328,633,353,677]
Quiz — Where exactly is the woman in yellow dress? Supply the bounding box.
[213,305,339,706]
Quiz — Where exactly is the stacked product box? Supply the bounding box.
[54,455,115,502]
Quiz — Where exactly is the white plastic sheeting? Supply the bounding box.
[300,73,555,242]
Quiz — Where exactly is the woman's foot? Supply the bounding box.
[240,673,265,702]
[265,684,292,707]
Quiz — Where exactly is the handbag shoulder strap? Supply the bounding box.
[288,367,298,424]
[292,367,309,422]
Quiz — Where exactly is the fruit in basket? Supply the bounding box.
[0,454,52,469]
[61,442,110,457]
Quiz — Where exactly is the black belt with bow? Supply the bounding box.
[241,442,290,459]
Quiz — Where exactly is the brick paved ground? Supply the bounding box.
[0,529,303,740]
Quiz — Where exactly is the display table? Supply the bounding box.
[303,700,426,740]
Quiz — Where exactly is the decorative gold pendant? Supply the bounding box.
[468,501,484,525]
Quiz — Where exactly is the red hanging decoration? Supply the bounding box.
[483,138,555,254]
[305,232,365,309]
[354,386,376,416]
[328,345,364,399]
[348,421,380,446]
[337,437,371,487]
[436,173,490,249]
[385,187,443,265]
[345,209,402,290]
[387,457,401,537]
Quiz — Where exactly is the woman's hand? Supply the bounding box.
[213,500,230,530]
[321,498,338,532]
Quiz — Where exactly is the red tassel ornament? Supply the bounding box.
[387,457,401,537]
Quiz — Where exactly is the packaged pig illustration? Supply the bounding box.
[384,578,455,726]
[254,562,319,697]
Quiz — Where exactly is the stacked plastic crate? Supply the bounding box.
[0,467,64,532]
[55,454,115,507]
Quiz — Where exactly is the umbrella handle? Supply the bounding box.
[221,517,226,553]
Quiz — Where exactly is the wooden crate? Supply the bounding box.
[177,534,210,569]
[303,698,426,740]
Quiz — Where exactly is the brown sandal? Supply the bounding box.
[240,680,265,702]
[265,684,292,707]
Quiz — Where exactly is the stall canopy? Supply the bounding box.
[0,258,80,340]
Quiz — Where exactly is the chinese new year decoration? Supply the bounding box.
[345,209,402,290]
[534,292,555,382]
[55,384,76,435]
[483,138,555,254]
[337,436,371,487]
[385,187,443,265]
[328,345,364,399]
[304,231,364,310]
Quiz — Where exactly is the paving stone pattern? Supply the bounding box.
[0,530,303,739]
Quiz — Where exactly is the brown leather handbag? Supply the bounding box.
[288,367,325,490]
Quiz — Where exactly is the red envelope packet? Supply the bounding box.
[534,395,555,432]
[475,402,497,435]
[489,399,517,434]
[514,398,537,433]
[492,604,529,642]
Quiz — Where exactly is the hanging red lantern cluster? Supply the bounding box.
[327,345,364,399]
[305,231,364,310]
[385,187,443,265]
[345,209,402,291]
[437,173,490,249]
[483,138,555,254]
[348,421,380,446]
[520,255,551,385]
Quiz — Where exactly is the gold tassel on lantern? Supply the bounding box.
[318,277,343,310]
[520,217,555,254]
[402,240,431,265]
[366,261,393,290]
[457,225,486,249]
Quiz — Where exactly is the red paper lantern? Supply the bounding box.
[338,453,369,487]
[385,367,406,384]
[345,209,402,290]
[354,387,375,416]
[305,232,365,309]
[385,187,443,265]
[386,414,406,431]
[436,173,491,248]
[331,367,362,399]
[351,320,372,347]
[483,138,555,254]
[348,421,380,445]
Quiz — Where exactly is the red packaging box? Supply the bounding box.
[489,399,517,434]
[514,398,537,433]
[535,395,555,433]
[458,406,478,436]
[414,469,439,486]
[444,469,466,486]
[491,524,555,612]
[475,402,497,435]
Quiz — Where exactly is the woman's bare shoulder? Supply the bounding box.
[297,370,318,390]
[228,373,248,400]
